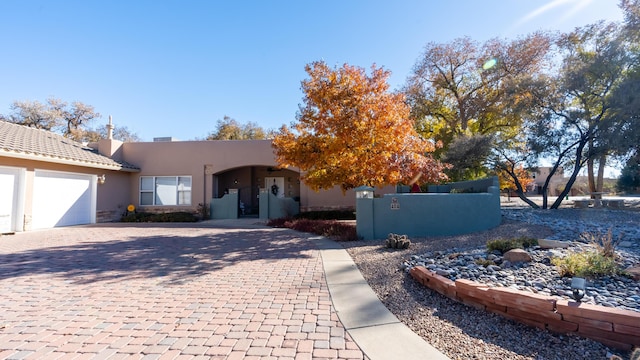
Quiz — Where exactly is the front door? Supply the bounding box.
[265,177,285,198]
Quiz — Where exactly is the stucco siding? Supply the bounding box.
[0,156,129,228]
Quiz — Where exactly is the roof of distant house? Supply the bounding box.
[0,120,139,172]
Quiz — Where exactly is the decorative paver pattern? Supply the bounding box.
[0,223,365,359]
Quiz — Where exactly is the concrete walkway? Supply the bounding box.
[0,219,448,359]
[314,237,448,360]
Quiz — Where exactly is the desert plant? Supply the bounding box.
[580,229,621,259]
[475,258,495,267]
[385,233,411,249]
[486,236,538,254]
[552,251,624,278]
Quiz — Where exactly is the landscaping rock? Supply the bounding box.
[627,266,640,281]
[538,239,571,249]
[503,249,532,263]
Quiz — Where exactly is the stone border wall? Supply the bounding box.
[410,266,640,350]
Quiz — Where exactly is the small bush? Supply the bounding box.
[266,217,292,228]
[552,251,624,278]
[475,258,495,267]
[580,229,620,259]
[197,202,211,220]
[486,236,538,254]
[121,212,199,223]
[267,218,358,241]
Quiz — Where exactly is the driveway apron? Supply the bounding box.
[0,222,366,360]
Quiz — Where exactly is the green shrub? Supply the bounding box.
[121,212,198,223]
[552,251,624,278]
[486,236,538,254]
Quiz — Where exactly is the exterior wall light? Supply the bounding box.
[98,174,106,185]
[571,277,586,301]
[355,186,374,199]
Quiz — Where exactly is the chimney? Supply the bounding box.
[107,115,114,140]
[97,115,123,161]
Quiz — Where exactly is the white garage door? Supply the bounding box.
[0,167,25,233]
[32,170,96,229]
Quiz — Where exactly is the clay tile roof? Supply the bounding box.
[0,120,139,171]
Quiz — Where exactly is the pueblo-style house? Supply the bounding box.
[0,120,359,232]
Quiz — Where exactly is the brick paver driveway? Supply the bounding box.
[0,222,365,359]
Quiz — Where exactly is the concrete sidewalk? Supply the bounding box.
[0,220,448,359]
[315,237,448,360]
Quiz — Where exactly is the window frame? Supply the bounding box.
[139,176,192,206]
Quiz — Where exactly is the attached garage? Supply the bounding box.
[0,166,25,233]
[31,170,97,229]
[1,121,139,231]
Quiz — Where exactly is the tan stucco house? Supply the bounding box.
[0,121,358,232]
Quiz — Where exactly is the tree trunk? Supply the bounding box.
[551,141,587,209]
[587,157,596,198]
[514,189,540,208]
[596,154,606,193]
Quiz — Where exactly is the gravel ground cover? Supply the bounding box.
[343,212,638,360]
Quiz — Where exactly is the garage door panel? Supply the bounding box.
[0,173,16,233]
[0,167,24,233]
[33,171,96,229]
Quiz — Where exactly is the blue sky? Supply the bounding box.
[0,1,624,141]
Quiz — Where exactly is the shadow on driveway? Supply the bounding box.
[0,224,313,284]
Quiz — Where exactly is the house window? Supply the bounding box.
[139,176,192,205]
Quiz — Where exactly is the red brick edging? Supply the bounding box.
[410,266,640,350]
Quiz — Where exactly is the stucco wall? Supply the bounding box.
[0,157,131,226]
[299,185,395,212]
[356,178,501,240]
[120,140,366,214]
[122,140,279,212]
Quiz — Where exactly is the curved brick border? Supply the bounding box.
[410,266,640,351]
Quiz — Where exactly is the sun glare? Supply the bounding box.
[505,0,595,36]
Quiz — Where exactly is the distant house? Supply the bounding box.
[531,166,566,196]
[0,121,361,232]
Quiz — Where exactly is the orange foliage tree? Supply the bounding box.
[497,163,534,194]
[272,61,448,192]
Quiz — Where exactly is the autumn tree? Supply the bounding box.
[206,116,268,140]
[405,33,552,179]
[3,98,100,142]
[272,61,447,192]
[496,157,536,201]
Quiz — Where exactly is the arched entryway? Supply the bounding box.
[212,166,300,217]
